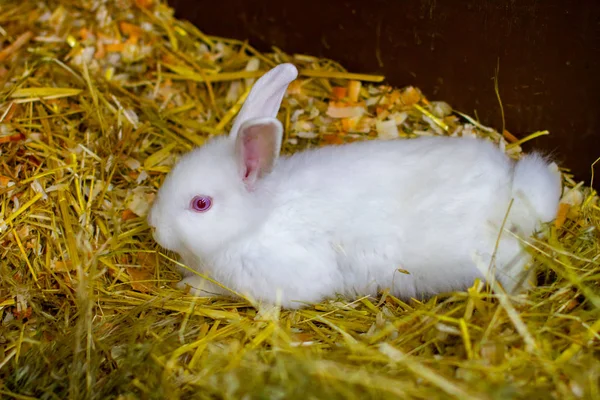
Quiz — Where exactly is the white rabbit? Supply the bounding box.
[147,63,562,309]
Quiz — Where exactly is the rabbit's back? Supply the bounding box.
[265,136,514,238]
[256,137,523,298]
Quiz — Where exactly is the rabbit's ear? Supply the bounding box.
[235,117,282,190]
[229,63,298,140]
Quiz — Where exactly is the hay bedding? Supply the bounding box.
[0,0,598,398]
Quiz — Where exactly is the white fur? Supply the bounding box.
[147,64,562,309]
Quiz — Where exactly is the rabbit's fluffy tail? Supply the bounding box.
[510,153,562,231]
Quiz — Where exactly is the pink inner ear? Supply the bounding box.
[237,122,279,188]
[242,133,261,180]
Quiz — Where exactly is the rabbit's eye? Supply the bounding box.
[191,195,212,212]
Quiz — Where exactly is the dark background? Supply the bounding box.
[169,0,600,190]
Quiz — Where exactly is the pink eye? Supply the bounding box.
[190,195,212,212]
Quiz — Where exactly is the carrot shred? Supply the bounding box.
[332,86,347,100]
[54,260,74,272]
[105,43,125,52]
[321,134,344,145]
[94,41,106,59]
[96,32,113,41]
[135,0,154,8]
[79,28,91,40]
[502,129,519,143]
[399,87,421,106]
[554,203,570,229]
[388,90,401,105]
[0,175,11,187]
[119,21,143,37]
[121,209,137,221]
[0,133,25,144]
[287,80,303,95]
[13,306,32,320]
[341,118,351,131]
[126,35,139,46]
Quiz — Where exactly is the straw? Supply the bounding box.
[0,0,598,399]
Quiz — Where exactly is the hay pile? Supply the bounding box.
[0,1,599,399]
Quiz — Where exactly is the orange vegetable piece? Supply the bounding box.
[287,80,303,95]
[293,332,313,342]
[388,90,401,105]
[322,134,344,145]
[161,53,177,64]
[13,306,32,320]
[502,129,519,143]
[0,133,25,144]
[126,35,139,46]
[54,260,74,272]
[94,41,106,59]
[121,209,137,221]
[332,86,347,100]
[96,32,113,41]
[119,21,143,37]
[341,117,360,132]
[554,203,570,229]
[105,43,125,53]
[0,175,11,187]
[79,28,91,40]
[399,86,421,106]
[341,118,352,131]
[135,0,153,8]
